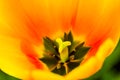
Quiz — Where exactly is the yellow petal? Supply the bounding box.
[30,70,65,80]
[0,35,48,79]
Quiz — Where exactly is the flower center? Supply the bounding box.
[40,31,90,75]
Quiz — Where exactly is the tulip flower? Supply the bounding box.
[0,0,120,80]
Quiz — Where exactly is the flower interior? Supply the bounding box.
[40,31,91,75]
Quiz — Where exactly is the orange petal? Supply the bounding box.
[0,0,46,79]
[0,0,40,44]
[72,0,120,57]
[20,0,78,37]
[69,1,120,79]
[0,35,48,79]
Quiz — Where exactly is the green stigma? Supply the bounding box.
[40,31,91,75]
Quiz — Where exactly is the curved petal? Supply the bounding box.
[0,35,48,79]
[69,0,120,79]
[72,0,120,46]
[71,0,120,60]
[25,70,65,80]
[65,38,115,80]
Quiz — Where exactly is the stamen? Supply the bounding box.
[57,63,61,69]
[64,63,69,74]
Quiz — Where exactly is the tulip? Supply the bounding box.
[0,0,120,80]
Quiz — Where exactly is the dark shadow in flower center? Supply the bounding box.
[40,31,91,75]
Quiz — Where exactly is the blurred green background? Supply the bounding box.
[0,40,120,80]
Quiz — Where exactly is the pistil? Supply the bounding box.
[56,38,71,63]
